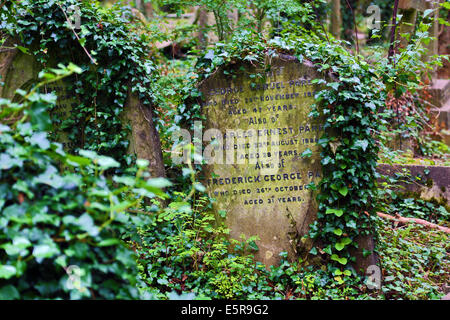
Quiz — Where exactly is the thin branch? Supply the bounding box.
[377,212,450,234]
[344,0,359,56]
[57,3,97,65]
[388,0,400,63]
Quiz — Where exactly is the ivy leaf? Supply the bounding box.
[29,132,50,150]
[331,254,348,265]
[0,124,11,132]
[204,50,215,60]
[136,159,149,168]
[305,182,317,191]
[218,210,227,218]
[334,276,344,284]
[97,239,120,247]
[438,17,450,26]
[77,213,99,237]
[157,278,169,285]
[334,269,342,276]
[113,175,136,186]
[66,155,91,167]
[423,8,433,18]
[346,220,357,229]
[15,45,30,55]
[33,241,60,261]
[0,153,14,170]
[0,285,20,300]
[194,182,206,192]
[146,177,172,188]
[338,186,348,197]
[0,265,16,279]
[333,228,343,236]
[301,148,312,158]
[326,208,344,217]
[354,139,369,151]
[336,237,352,251]
[248,240,259,251]
[329,141,341,155]
[97,156,120,170]
[182,168,194,177]
[327,82,340,90]
[33,166,65,188]
[27,103,52,131]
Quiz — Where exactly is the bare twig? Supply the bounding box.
[57,3,97,65]
[344,0,359,56]
[388,0,400,63]
[377,212,450,234]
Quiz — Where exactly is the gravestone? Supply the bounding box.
[398,0,438,61]
[45,80,78,152]
[0,38,165,178]
[0,39,40,101]
[0,43,82,152]
[199,54,326,266]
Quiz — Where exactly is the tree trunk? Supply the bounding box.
[144,2,154,19]
[196,6,208,50]
[350,234,379,275]
[424,1,439,79]
[329,0,342,39]
[388,0,400,61]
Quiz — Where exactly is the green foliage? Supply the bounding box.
[384,196,449,223]
[2,0,448,301]
[418,136,450,160]
[0,66,168,299]
[377,216,449,300]
[157,0,324,41]
[375,176,449,300]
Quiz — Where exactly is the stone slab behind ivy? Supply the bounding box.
[0,37,165,178]
[377,163,450,202]
[0,38,40,101]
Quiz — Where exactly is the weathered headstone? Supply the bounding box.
[0,38,165,178]
[397,0,439,60]
[123,86,166,179]
[199,54,325,266]
[0,39,39,101]
[45,80,78,152]
[0,44,82,152]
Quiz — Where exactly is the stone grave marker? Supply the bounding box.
[0,39,40,101]
[0,38,165,178]
[0,44,81,152]
[44,80,78,152]
[199,54,326,266]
